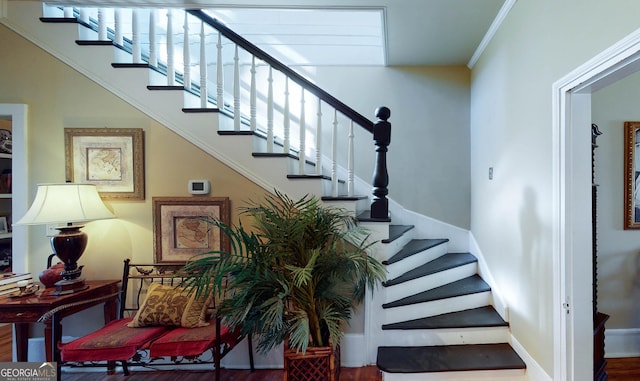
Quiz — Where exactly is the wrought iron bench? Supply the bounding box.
[55,259,254,379]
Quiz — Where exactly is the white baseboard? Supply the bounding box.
[509,334,552,381]
[605,328,640,358]
[341,333,367,367]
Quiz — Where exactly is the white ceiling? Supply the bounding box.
[205,8,386,66]
[41,0,507,66]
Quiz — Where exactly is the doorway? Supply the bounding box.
[553,29,640,381]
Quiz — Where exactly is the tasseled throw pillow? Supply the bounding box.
[127,283,210,328]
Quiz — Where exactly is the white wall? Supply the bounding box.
[471,0,640,376]
[300,65,471,229]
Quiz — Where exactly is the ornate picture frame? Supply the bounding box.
[153,197,230,264]
[65,128,145,200]
[624,121,640,229]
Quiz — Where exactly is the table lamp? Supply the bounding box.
[15,183,115,295]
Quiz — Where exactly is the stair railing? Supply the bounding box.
[42,4,387,206]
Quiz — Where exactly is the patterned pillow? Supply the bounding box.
[127,283,210,328]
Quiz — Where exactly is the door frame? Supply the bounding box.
[0,104,27,273]
[552,28,640,381]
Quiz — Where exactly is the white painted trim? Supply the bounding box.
[341,333,367,367]
[509,334,552,381]
[552,26,640,381]
[0,104,28,274]
[467,0,518,69]
[605,328,640,358]
[469,233,508,322]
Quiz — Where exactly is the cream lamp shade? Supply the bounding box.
[15,183,115,295]
[16,183,115,226]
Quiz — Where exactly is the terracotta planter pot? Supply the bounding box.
[283,342,340,381]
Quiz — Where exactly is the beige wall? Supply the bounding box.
[0,24,271,334]
[471,0,640,375]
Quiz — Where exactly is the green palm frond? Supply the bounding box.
[181,190,386,354]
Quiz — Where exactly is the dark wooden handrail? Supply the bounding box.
[186,9,374,134]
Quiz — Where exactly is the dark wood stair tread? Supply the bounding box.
[377,343,526,373]
[382,275,490,309]
[76,40,114,46]
[321,195,368,201]
[383,238,449,265]
[217,130,255,136]
[356,211,393,223]
[384,252,477,287]
[382,306,507,330]
[147,85,184,91]
[182,108,220,113]
[384,224,413,242]
[112,63,150,69]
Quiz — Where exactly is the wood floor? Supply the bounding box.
[0,324,11,362]
[61,367,382,380]
[1,324,639,380]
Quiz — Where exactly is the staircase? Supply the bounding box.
[373,228,526,380]
[1,2,528,379]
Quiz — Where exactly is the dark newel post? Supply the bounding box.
[371,106,391,219]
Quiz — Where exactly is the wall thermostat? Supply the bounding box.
[188,180,210,195]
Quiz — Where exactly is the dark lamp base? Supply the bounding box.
[52,277,89,296]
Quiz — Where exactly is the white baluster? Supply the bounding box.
[132,10,141,63]
[63,7,73,18]
[315,99,322,175]
[216,32,224,110]
[233,45,240,131]
[298,90,306,175]
[348,120,354,197]
[267,66,274,153]
[114,9,123,47]
[183,12,191,90]
[79,9,89,24]
[166,9,175,85]
[97,9,107,40]
[149,10,157,67]
[283,77,290,153]
[200,22,208,108]
[250,56,257,131]
[331,110,338,197]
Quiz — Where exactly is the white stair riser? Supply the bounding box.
[382,231,415,257]
[321,198,369,217]
[381,369,527,381]
[384,292,491,324]
[385,262,477,302]
[380,326,509,346]
[385,243,448,280]
[78,23,98,40]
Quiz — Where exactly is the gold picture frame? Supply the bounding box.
[624,121,640,229]
[65,128,145,200]
[153,197,230,264]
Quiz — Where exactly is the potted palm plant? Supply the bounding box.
[182,190,386,380]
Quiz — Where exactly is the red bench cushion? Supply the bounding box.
[60,317,169,362]
[149,323,241,358]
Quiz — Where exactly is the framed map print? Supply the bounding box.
[624,121,640,229]
[152,197,230,264]
[65,128,144,200]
